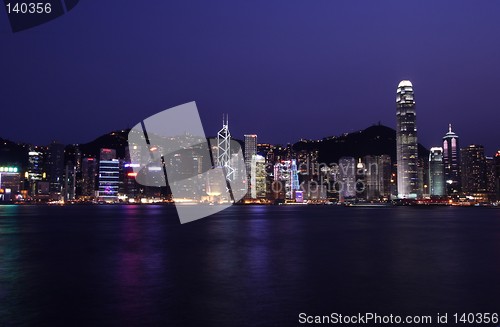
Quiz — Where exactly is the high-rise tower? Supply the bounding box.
[98,148,119,202]
[429,147,445,196]
[495,151,500,200]
[396,80,419,199]
[46,141,65,195]
[460,145,486,195]
[244,134,257,197]
[244,134,257,173]
[216,114,235,181]
[442,124,460,195]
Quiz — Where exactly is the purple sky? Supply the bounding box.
[1,1,500,154]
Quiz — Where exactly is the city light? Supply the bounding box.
[0,167,18,173]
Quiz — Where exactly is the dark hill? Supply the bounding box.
[0,138,28,168]
[293,124,429,164]
[76,129,131,159]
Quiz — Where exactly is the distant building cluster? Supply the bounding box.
[394,80,499,204]
[0,80,499,204]
[0,144,150,203]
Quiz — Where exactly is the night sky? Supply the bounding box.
[1,1,500,154]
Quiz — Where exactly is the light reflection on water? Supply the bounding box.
[0,205,499,326]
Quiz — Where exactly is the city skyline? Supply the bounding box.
[2,1,500,153]
[1,101,499,204]
[1,119,499,159]
[3,3,500,326]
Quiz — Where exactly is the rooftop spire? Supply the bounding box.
[222,113,229,127]
[449,123,452,133]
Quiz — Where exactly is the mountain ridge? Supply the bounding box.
[1,124,429,168]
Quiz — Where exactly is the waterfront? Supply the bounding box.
[1,205,500,326]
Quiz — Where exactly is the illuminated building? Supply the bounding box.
[338,157,356,200]
[244,134,257,196]
[205,168,225,199]
[495,151,500,200]
[273,159,299,200]
[244,135,257,166]
[122,162,140,200]
[46,141,65,195]
[28,148,45,195]
[81,157,97,198]
[167,152,203,200]
[297,149,319,178]
[460,145,486,195]
[301,181,327,201]
[0,166,21,202]
[485,157,496,198]
[98,148,119,202]
[442,124,460,195]
[35,181,50,200]
[28,149,44,181]
[363,155,392,200]
[65,145,82,173]
[295,190,304,203]
[64,161,76,201]
[216,115,235,181]
[250,154,266,199]
[65,146,82,198]
[256,143,271,158]
[266,144,290,164]
[428,147,445,196]
[396,80,419,198]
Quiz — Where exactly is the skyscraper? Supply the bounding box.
[495,151,500,200]
[396,80,419,199]
[429,147,445,196]
[486,157,496,197]
[216,114,235,181]
[64,161,76,201]
[244,134,257,172]
[98,148,119,202]
[81,157,97,198]
[46,141,65,195]
[244,134,257,197]
[442,124,460,195]
[273,160,299,200]
[250,154,266,199]
[363,154,392,201]
[338,156,356,200]
[460,145,486,195]
[27,148,45,195]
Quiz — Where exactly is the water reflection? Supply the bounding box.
[1,205,500,325]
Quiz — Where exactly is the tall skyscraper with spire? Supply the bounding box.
[442,124,460,195]
[396,80,419,199]
[216,114,235,181]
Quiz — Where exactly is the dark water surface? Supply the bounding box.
[1,205,500,326]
